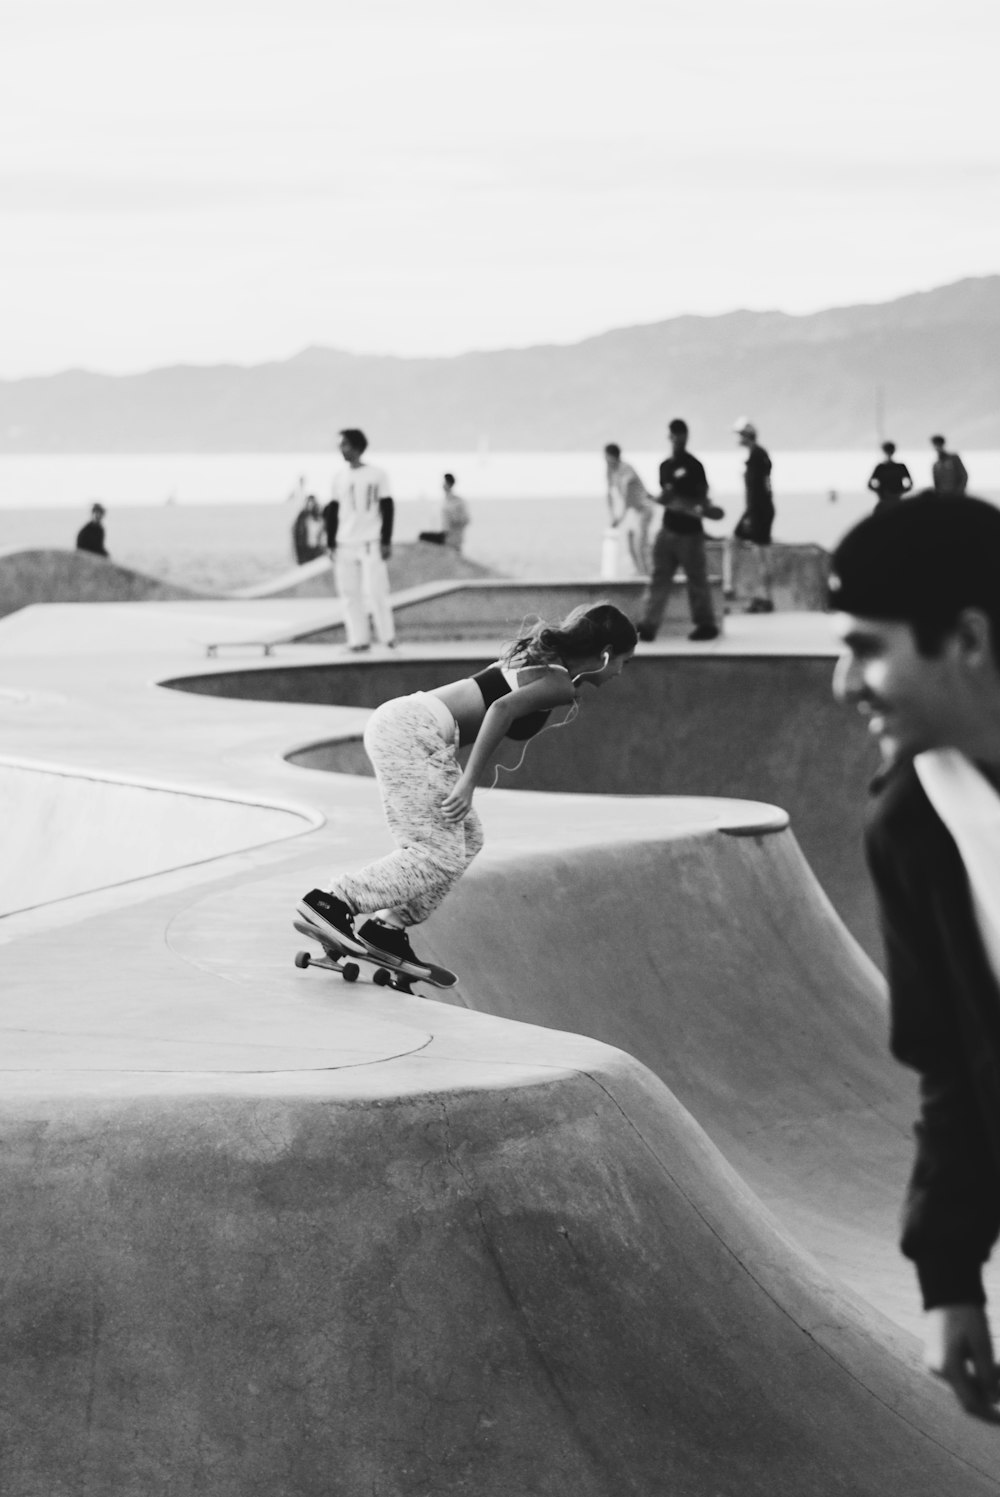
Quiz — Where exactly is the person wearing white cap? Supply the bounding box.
[724,419,775,613]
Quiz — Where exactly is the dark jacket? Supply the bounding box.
[76,520,108,557]
[866,759,1000,1308]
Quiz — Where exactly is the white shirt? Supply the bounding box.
[330,462,391,547]
[915,748,1000,987]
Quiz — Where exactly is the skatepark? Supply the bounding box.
[3,558,1000,1495]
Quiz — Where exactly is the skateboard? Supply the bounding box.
[292,919,458,994]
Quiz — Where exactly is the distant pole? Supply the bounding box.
[874,384,885,444]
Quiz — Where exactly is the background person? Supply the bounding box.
[725,418,775,613]
[419,473,470,551]
[323,428,396,652]
[867,441,913,510]
[635,419,721,643]
[830,493,1000,1418]
[604,444,656,574]
[931,434,969,495]
[292,494,325,565]
[75,502,109,557]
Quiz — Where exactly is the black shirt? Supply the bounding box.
[472,664,553,741]
[76,520,107,556]
[868,460,911,502]
[658,452,709,536]
[744,445,773,510]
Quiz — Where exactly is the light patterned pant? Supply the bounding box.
[333,693,484,927]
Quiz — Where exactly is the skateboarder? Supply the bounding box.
[298,602,637,976]
[830,493,1000,1417]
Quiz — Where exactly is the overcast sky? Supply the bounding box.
[2,0,997,377]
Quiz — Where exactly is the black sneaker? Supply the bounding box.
[688,625,720,641]
[746,598,775,614]
[355,918,431,975]
[636,625,656,643]
[297,889,367,953]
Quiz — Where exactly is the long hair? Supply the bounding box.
[500,601,637,668]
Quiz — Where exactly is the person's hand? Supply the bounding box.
[925,1305,1000,1418]
[381,542,392,560]
[703,503,725,521]
[441,781,473,823]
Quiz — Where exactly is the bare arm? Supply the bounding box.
[441,672,576,822]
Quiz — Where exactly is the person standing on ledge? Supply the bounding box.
[75,503,109,558]
[604,444,656,575]
[635,420,721,643]
[323,428,396,652]
[831,493,1000,1418]
[418,473,470,552]
[931,434,969,495]
[867,441,913,511]
[724,418,775,613]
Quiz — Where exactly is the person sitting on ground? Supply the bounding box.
[604,444,656,575]
[830,493,1000,1418]
[867,441,913,511]
[418,473,470,551]
[76,503,109,558]
[297,603,637,980]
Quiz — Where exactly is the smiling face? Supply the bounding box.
[830,611,1000,766]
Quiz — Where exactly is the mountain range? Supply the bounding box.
[2,275,998,451]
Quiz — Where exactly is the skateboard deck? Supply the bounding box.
[292,919,457,993]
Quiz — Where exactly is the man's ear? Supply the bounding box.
[953,608,998,673]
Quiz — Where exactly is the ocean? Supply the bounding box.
[2,450,998,590]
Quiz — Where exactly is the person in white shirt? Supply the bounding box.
[604,444,655,574]
[323,428,396,651]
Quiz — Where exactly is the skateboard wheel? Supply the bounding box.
[294,950,311,969]
[343,962,360,983]
[372,968,392,987]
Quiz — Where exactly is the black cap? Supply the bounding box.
[828,493,1000,625]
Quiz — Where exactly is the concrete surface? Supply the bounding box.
[2,599,999,1495]
[0,541,494,617]
[167,628,883,960]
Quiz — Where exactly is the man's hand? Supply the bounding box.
[925,1305,1000,1418]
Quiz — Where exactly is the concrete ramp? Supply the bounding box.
[419,817,930,1328]
[0,760,313,914]
[0,547,203,616]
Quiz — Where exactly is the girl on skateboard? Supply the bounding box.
[297,601,637,976]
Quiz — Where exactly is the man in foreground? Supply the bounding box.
[830,493,1000,1418]
[324,428,396,652]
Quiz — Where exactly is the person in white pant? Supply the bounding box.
[323,427,396,650]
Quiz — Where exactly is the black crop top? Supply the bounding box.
[472,663,558,741]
